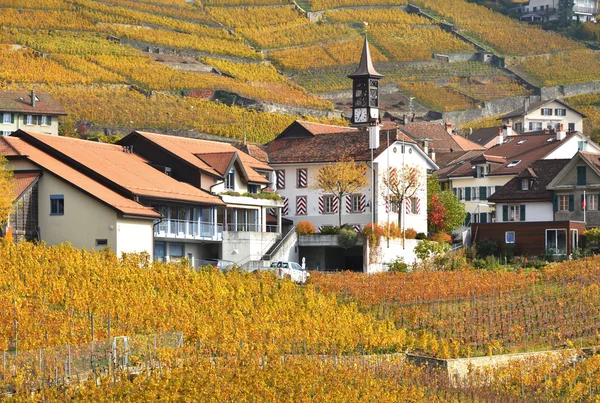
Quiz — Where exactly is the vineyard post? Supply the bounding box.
[90,313,95,372]
[67,344,71,378]
[107,312,111,378]
[38,348,43,389]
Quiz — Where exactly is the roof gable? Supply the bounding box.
[547,152,600,189]
[274,120,357,140]
[15,130,223,205]
[122,131,270,184]
[3,136,160,218]
[0,91,67,116]
[502,98,587,119]
[488,159,570,203]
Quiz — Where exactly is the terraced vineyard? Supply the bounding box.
[0,0,600,141]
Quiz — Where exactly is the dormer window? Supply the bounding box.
[226,169,235,190]
[476,165,489,178]
[521,179,529,190]
[507,160,521,168]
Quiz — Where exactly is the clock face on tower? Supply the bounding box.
[354,108,367,123]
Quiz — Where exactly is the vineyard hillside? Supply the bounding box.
[3,241,600,400]
[1,0,600,143]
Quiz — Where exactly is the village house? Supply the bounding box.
[501,99,585,135]
[2,129,284,268]
[437,124,600,244]
[0,90,66,136]
[474,158,585,257]
[518,0,599,22]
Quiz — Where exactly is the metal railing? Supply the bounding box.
[0,332,183,393]
[225,223,281,233]
[155,219,223,241]
[574,6,599,14]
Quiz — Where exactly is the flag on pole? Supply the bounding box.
[582,195,587,210]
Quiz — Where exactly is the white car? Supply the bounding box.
[270,261,310,284]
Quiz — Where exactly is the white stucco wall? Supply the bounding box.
[504,101,583,134]
[544,134,600,159]
[222,231,280,266]
[116,218,154,257]
[495,202,554,222]
[272,141,434,234]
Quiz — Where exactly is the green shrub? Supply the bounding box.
[387,257,409,272]
[416,232,427,240]
[320,226,339,235]
[338,228,358,249]
[526,260,547,269]
[476,239,498,259]
[414,239,450,262]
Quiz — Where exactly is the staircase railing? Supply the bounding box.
[262,226,296,261]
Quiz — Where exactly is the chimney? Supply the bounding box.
[30,88,36,108]
[445,121,452,135]
[423,139,429,155]
[504,120,513,137]
[496,127,504,145]
[430,147,436,162]
[523,97,530,114]
[557,123,566,141]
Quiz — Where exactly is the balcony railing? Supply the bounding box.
[154,219,223,241]
[225,223,280,232]
[574,5,599,14]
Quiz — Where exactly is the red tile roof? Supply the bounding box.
[267,127,415,164]
[0,136,21,156]
[0,91,67,115]
[3,136,160,218]
[17,130,223,205]
[447,132,576,178]
[296,120,357,135]
[128,131,270,184]
[488,159,570,203]
[400,122,485,153]
[239,144,269,163]
[11,172,39,200]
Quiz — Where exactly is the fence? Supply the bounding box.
[0,331,183,395]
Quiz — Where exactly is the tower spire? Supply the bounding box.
[348,36,383,79]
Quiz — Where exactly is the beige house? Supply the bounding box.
[1,134,160,255]
[502,99,585,135]
[0,90,67,136]
[2,130,284,268]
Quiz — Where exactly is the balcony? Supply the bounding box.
[574,6,599,14]
[154,219,223,241]
[225,223,280,232]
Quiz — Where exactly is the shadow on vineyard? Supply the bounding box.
[2,240,600,400]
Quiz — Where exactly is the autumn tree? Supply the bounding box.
[427,175,466,234]
[313,156,368,226]
[0,156,14,225]
[381,165,422,234]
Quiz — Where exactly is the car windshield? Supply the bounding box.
[281,262,289,268]
[270,262,279,268]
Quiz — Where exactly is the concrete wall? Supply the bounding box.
[444,95,542,127]
[222,231,280,266]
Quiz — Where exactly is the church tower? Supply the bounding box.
[348,37,383,127]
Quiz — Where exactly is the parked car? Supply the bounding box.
[198,259,236,272]
[270,261,309,284]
